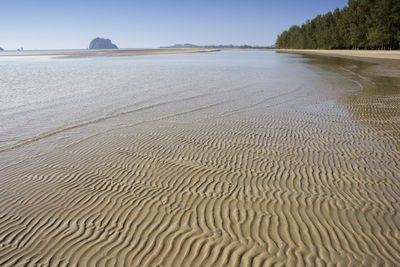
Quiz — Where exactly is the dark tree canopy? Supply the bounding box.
[276,0,400,50]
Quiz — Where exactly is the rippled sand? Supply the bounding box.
[0,53,400,266]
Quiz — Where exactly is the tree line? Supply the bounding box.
[276,0,400,50]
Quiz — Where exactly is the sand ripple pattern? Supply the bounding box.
[1,58,400,266]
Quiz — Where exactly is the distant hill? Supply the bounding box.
[0,47,3,51]
[89,38,118,49]
[161,43,274,49]
[163,43,200,48]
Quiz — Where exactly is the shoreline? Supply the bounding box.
[0,48,221,58]
[273,48,400,60]
[274,49,400,77]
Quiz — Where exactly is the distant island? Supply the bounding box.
[276,0,400,50]
[0,47,3,51]
[161,43,275,49]
[89,37,118,49]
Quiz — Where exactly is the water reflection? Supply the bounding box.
[303,54,400,152]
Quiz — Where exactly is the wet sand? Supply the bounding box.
[0,48,220,58]
[274,49,400,59]
[0,52,400,266]
[275,49,400,77]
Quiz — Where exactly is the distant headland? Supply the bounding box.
[89,38,118,49]
[0,47,4,51]
[161,43,275,49]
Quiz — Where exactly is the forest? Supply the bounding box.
[276,0,400,50]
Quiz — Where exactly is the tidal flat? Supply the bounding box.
[0,50,399,266]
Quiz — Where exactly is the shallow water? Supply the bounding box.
[0,51,399,266]
[0,51,320,160]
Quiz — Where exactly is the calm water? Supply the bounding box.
[0,51,396,163]
[0,52,304,148]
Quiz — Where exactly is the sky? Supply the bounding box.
[0,0,349,50]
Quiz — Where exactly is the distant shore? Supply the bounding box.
[0,48,220,58]
[2,47,399,77]
[274,49,400,77]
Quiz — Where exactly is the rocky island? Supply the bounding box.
[89,37,118,49]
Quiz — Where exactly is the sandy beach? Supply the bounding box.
[274,49,400,77]
[0,48,220,58]
[274,49,400,60]
[0,50,399,266]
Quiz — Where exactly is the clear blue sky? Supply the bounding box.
[0,0,349,50]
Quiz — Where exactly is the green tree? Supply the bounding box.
[275,0,399,50]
